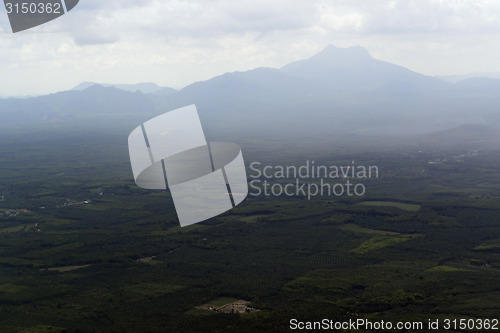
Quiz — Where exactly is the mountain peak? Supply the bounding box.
[309,44,372,66]
[322,44,369,55]
[280,44,443,92]
[280,44,374,75]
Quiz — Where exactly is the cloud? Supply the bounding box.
[2,0,500,96]
[316,0,500,34]
[57,0,318,45]
[50,0,500,49]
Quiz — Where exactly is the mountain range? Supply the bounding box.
[72,82,177,95]
[2,44,500,143]
[437,72,500,83]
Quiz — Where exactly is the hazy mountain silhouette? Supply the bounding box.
[281,45,448,92]
[1,45,500,141]
[0,85,156,124]
[454,78,500,94]
[73,82,175,95]
[437,72,500,83]
[168,44,448,106]
[155,45,472,138]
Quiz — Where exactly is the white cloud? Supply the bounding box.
[1,0,500,96]
[314,0,500,34]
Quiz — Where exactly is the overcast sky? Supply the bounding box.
[1,0,500,96]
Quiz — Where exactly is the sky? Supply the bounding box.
[1,0,500,96]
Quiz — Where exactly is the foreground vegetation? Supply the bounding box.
[0,124,499,332]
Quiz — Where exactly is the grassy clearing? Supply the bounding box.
[339,223,400,236]
[0,257,39,266]
[351,234,422,254]
[0,284,28,293]
[238,215,268,223]
[474,239,500,251]
[320,213,353,224]
[43,218,78,227]
[338,223,421,254]
[426,265,474,272]
[47,264,92,272]
[357,201,421,212]
[0,224,30,233]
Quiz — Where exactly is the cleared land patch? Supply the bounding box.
[426,265,474,272]
[339,224,422,254]
[46,264,92,272]
[474,239,500,251]
[339,223,400,236]
[351,234,421,254]
[196,298,259,314]
[0,284,28,294]
[357,201,421,212]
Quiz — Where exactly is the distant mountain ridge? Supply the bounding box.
[2,44,500,141]
[437,72,500,83]
[72,82,176,95]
